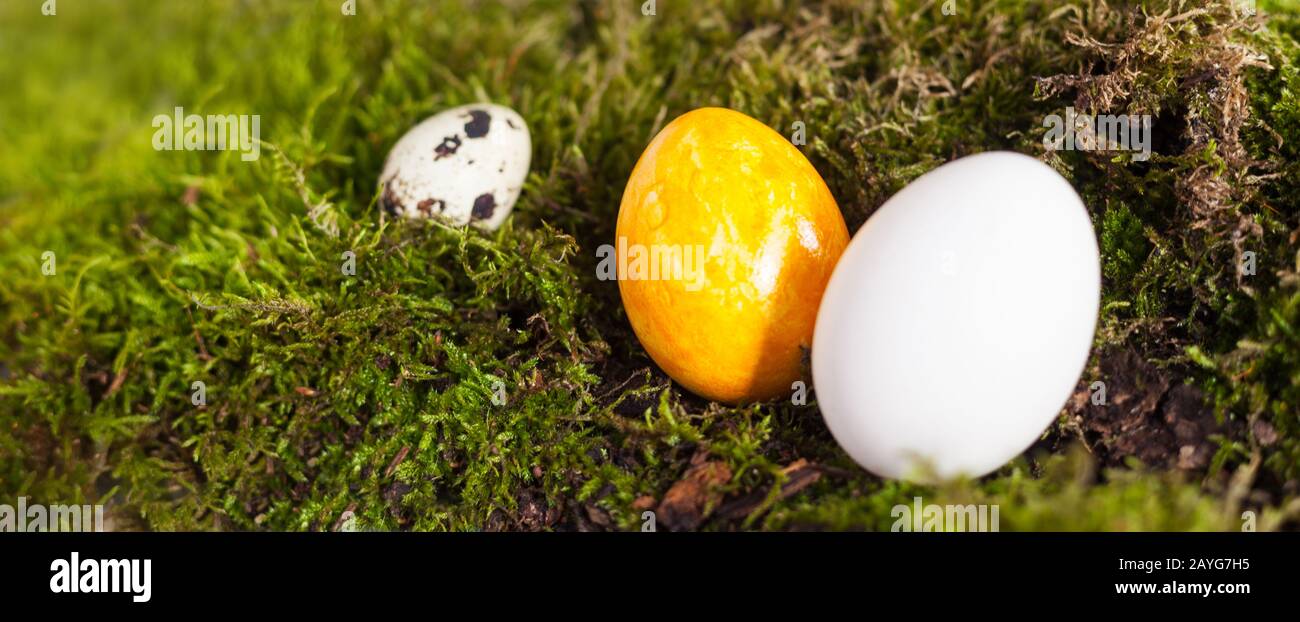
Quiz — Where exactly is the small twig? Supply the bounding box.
[385,446,411,479]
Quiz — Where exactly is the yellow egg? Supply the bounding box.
[615,107,849,404]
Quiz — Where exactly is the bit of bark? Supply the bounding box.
[717,459,823,521]
[515,490,558,531]
[655,452,732,531]
[583,504,614,528]
[631,495,656,512]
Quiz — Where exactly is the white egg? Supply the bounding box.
[379,103,531,231]
[812,151,1100,482]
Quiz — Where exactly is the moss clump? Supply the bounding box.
[2,0,1300,531]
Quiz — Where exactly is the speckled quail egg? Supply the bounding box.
[378,103,531,231]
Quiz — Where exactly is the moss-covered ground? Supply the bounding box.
[3,0,1300,531]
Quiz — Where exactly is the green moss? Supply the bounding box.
[2,0,1299,531]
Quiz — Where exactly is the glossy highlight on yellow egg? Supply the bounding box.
[615,107,849,404]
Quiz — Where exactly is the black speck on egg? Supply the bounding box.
[434,135,462,160]
[471,193,496,220]
[380,181,404,216]
[464,110,491,138]
[417,198,446,216]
